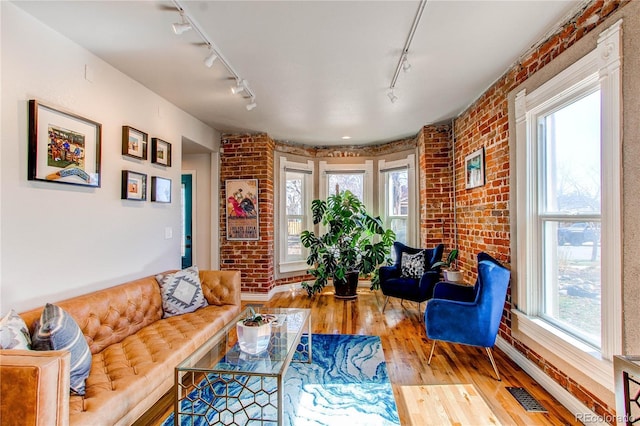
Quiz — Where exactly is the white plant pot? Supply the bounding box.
[444,270,463,283]
[236,321,272,355]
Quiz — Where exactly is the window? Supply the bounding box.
[319,161,373,208]
[278,157,314,274]
[513,20,622,389]
[379,155,417,247]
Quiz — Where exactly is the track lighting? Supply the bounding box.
[172,12,192,35]
[231,80,247,95]
[171,0,256,111]
[204,49,218,68]
[387,90,398,103]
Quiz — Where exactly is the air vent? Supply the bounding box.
[506,387,548,412]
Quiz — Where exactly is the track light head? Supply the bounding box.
[246,98,257,111]
[172,12,192,35]
[402,55,411,72]
[231,80,247,95]
[387,90,398,103]
[204,50,218,68]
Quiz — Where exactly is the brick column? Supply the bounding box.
[220,133,275,295]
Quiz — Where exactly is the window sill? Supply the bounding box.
[278,260,308,274]
[512,309,613,391]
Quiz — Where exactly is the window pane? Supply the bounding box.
[285,171,305,261]
[328,174,364,200]
[387,169,408,216]
[542,221,601,347]
[389,217,407,245]
[287,217,303,259]
[286,172,303,215]
[541,91,601,214]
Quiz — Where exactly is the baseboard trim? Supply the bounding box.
[495,336,607,426]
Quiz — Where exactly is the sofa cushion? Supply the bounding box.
[0,309,31,349]
[401,250,425,278]
[31,304,92,395]
[156,266,208,318]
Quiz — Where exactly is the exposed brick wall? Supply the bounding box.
[417,125,454,251]
[220,133,275,295]
[452,0,628,420]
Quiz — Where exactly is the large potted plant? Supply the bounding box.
[300,190,395,298]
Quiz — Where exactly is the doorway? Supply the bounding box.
[181,174,193,268]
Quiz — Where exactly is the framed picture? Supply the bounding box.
[122,126,148,160]
[151,176,172,203]
[225,179,259,241]
[465,147,485,189]
[28,100,102,187]
[121,170,147,201]
[151,138,172,167]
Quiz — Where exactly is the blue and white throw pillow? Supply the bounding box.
[400,251,426,279]
[0,309,31,350]
[31,303,92,395]
[155,265,208,318]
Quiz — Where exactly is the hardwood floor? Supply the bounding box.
[261,285,582,426]
[143,285,582,425]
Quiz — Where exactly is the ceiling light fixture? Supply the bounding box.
[402,55,411,73]
[231,80,247,95]
[172,12,192,35]
[246,97,257,111]
[204,49,218,68]
[171,0,256,110]
[388,0,426,102]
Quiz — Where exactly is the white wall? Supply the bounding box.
[0,3,216,312]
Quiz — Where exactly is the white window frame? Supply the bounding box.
[319,160,374,208]
[379,154,418,247]
[278,157,314,274]
[513,20,622,390]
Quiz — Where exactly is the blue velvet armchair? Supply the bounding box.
[425,252,510,380]
[379,242,444,314]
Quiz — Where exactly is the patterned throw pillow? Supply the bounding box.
[0,309,31,349]
[401,251,426,279]
[155,265,208,318]
[31,303,92,395]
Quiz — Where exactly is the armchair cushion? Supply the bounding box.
[400,250,425,278]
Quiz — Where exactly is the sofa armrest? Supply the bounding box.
[199,270,242,307]
[0,349,70,426]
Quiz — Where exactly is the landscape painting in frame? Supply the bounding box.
[465,147,485,189]
[226,179,259,241]
[28,100,101,187]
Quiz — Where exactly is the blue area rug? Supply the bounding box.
[163,334,400,425]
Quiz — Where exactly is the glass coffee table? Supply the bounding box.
[174,307,312,425]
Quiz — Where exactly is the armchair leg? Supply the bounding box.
[428,340,436,365]
[382,296,390,312]
[485,347,501,381]
[417,302,423,322]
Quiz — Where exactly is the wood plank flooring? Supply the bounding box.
[262,285,582,426]
[142,284,582,425]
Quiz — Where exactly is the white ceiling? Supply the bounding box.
[14,0,582,146]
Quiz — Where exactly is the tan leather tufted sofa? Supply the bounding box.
[0,269,242,426]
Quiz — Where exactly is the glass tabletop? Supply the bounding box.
[176,307,311,377]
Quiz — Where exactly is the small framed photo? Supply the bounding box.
[122,126,148,160]
[28,100,102,187]
[465,147,485,189]
[151,176,172,203]
[121,170,147,200]
[151,138,172,167]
